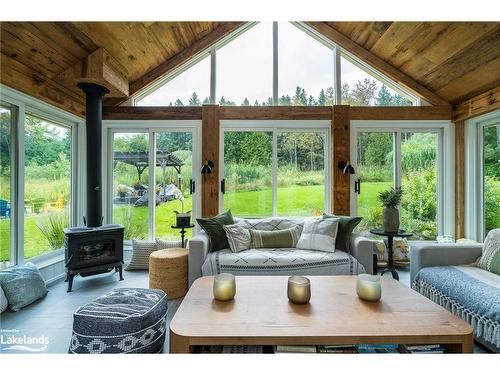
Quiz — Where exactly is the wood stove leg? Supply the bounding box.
[116,266,124,281]
[67,274,75,292]
[64,272,69,282]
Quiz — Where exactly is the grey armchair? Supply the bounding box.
[409,242,483,285]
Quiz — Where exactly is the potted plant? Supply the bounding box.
[378,187,403,233]
[173,191,191,227]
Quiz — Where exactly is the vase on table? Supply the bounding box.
[382,207,400,233]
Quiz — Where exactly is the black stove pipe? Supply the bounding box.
[78,82,109,227]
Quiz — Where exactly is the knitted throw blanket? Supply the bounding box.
[413,266,500,349]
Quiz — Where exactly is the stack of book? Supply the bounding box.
[400,344,444,354]
[356,344,400,353]
[317,345,358,354]
[274,345,318,353]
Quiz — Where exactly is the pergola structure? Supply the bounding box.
[113,151,184,187]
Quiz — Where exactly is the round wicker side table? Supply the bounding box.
[149,248,188,299]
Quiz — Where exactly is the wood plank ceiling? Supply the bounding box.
[324,22,500,104]
[1,21,500,116]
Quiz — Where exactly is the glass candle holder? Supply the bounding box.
[356,274,382,302]
[287,276,311,304]
[213,273,236,302]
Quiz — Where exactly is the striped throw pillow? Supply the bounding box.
[477,228,500,276]
[249,226,301,249]
[126,240,158,271]
[155,238,183,250]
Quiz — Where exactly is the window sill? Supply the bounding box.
[28,248,64,269]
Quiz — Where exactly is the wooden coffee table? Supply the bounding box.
[169,276,473,353]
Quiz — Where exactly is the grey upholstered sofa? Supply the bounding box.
[410,242,500,352]
[188,217,376,287]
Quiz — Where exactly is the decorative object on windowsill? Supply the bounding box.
[173,190,191,227]
[338,161,355,175]
[213,273,236,302]
[201,160,214,174]
[356,274,381,302]
[287,276,311,305]
[378,186,403,233]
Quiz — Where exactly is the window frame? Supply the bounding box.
[0,84,82,267]
[219,120,331,217]
[350,120,454,239]
[103,120,202,241]
[465,110,500,240]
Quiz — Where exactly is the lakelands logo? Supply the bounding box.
[0,329,49,352]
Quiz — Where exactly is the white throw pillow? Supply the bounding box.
[296,218,339,253]
[223,223,251,253]
[0,285,8,314]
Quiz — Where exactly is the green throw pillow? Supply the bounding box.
[197,210,235,252]
[477,228,500,275]
[323,214,362,252]
[249,226,301,249]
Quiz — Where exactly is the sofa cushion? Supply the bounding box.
[323,214,362,253]
[477,228,500,276]
[0,262,48,311]
[197,210,235,252]
[202,248,365,276]
[413,265,500,349]
[297,218,339,253]
[249,226,301,249]
[126,240,158,271]
[223,223,251,253]
[241,217,305,233]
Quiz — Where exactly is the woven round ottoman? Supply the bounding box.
[149,248,188,299]
[69,288,168,354]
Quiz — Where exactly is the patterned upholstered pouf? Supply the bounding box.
[69,288,168,354]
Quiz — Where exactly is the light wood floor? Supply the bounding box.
[0,265,491,353]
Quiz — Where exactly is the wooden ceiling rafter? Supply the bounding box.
[305,21,451,106]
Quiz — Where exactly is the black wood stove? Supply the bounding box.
[64,82,124,292]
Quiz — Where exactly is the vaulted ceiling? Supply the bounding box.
[1,21,499,117]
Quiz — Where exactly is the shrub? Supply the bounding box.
[401,166,436,222]
[36,213,69,250]
[485,176,500,232]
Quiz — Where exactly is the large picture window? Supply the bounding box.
[221,123,329,217]
[23,114,72,260]
[107,123,200,242]
[352,123,447,240]
[0,102,15,268]
[136,22,418,107]
[482,121,500,237]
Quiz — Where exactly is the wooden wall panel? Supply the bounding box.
[332,106,351,215]
[201,105,220,217]
[103,106,202,120]
[350,106,452,121]
[455,121,465,239]
[219,106,332,120]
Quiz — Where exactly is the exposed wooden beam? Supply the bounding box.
[57,48,129,97]
[201,105,220,217]
[103,106,202,120]
[454,120,465,239]
[130,22,244,97]
[453,84,500,122]
[219,106,332,120]
[306,22,451,107]
[350,106,452,121]
[332,106,351,216]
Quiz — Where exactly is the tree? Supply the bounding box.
[253,100,260,106]
[325,86,335,105]
[174,99,184,106]
[188,92,201,106]
[241,98,250,106]
[376,85,393,106]
[293,86,307,106]
[202,97,211,105]
[307,95,316,106]
[317,89,327,106]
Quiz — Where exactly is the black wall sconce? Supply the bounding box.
[338,161,355,175]
[201,160,214,174]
